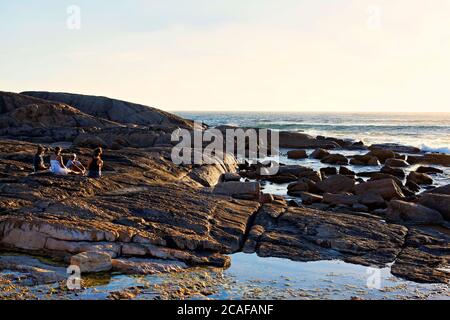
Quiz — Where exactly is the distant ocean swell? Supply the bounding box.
[176,112,450,154]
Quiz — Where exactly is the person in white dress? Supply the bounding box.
[50,147,71,175]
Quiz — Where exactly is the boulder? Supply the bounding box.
[320,167,337,178]
[259,193,275,204]
[221,172,241,182]
[349,158,365,166]
[385,158,409,168]
[316,175,355,194]
[300,192,323,205]
[70,251,113,273]
[354,179,404,200]
[298,170,322,182]
[287,181,309,193]
[287,149,308,159]
[416,166,443,174]
[352,203,369,212]
[367,149,396,164]
[407,172,433,185]
[279,131,340,149]
[111,258,187,275]
[367,156,381,166]
[352,154,381,166]
[425,184,450,195]
[405,180,421,193]
[339,166,355,176]
[369,143,420,154]
[357,193,386,208]
[380,166,405,179]
[418,193,450,220]
[323,193,359,206]
[386,200,443,225]
[310,148,330,160]
[407,153,450,166]
[321,154,348,165]
[368,173,403,187]
[212,181,260,200]
[277,165,312,176]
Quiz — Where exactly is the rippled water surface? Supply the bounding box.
[3,253,447,300]
[176,112,450,153]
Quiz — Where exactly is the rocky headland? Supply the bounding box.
[0,91,449,298]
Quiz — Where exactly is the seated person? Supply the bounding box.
[33,145,48,172]
[50,147,71,175]
[87,148,104,178]
[66,154,86,175]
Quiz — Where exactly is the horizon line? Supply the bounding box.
[170,109,450,114]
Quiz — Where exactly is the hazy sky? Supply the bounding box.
[1,0,450,112]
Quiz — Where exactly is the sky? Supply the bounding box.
[1,0,450,112]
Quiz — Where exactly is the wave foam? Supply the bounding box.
[420,144,450,154]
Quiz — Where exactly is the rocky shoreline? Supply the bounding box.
[0,91,449,299]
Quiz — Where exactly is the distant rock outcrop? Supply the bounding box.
[22,91,194,129]
[0,91,121,142]
[0,91,117,129]
[0,91,195,148]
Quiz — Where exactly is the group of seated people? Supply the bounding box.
[33,146,103,178]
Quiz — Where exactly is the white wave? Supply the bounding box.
[420,144,450,154]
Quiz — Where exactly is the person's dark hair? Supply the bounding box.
[54,147,62,155]
[93,148,102,158]
[36,145,44,155]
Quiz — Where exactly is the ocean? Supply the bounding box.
[176,112,450,154]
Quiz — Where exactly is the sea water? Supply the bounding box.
[176,112,450,154]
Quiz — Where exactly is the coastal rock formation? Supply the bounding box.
[407,172,433,185]
[287,150,308,159]
[367,149,396,164]
[278,132,340,149]
[416,166,443,174]
[316,175,355,194]
[369,143,421,154]
[310,148,330,159]
[386,200,443,225]
[418,193,450,220]
[354,179,404,200]
[323,193,359,206]
[391,227,450,283]
[320,153,349,165]
[21,91,194,129]
[245,204,407,266]
[350,154,380,166]
[407,154,450,167]
[1,91,196,150]
[0,91,118,142]
[426,184,450,195]
[70,251,113,273]
[0,139,259,268]
[0,255,67,284]
[212,181,261,200]
[385,158,409,168]
[0,91,449,287]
